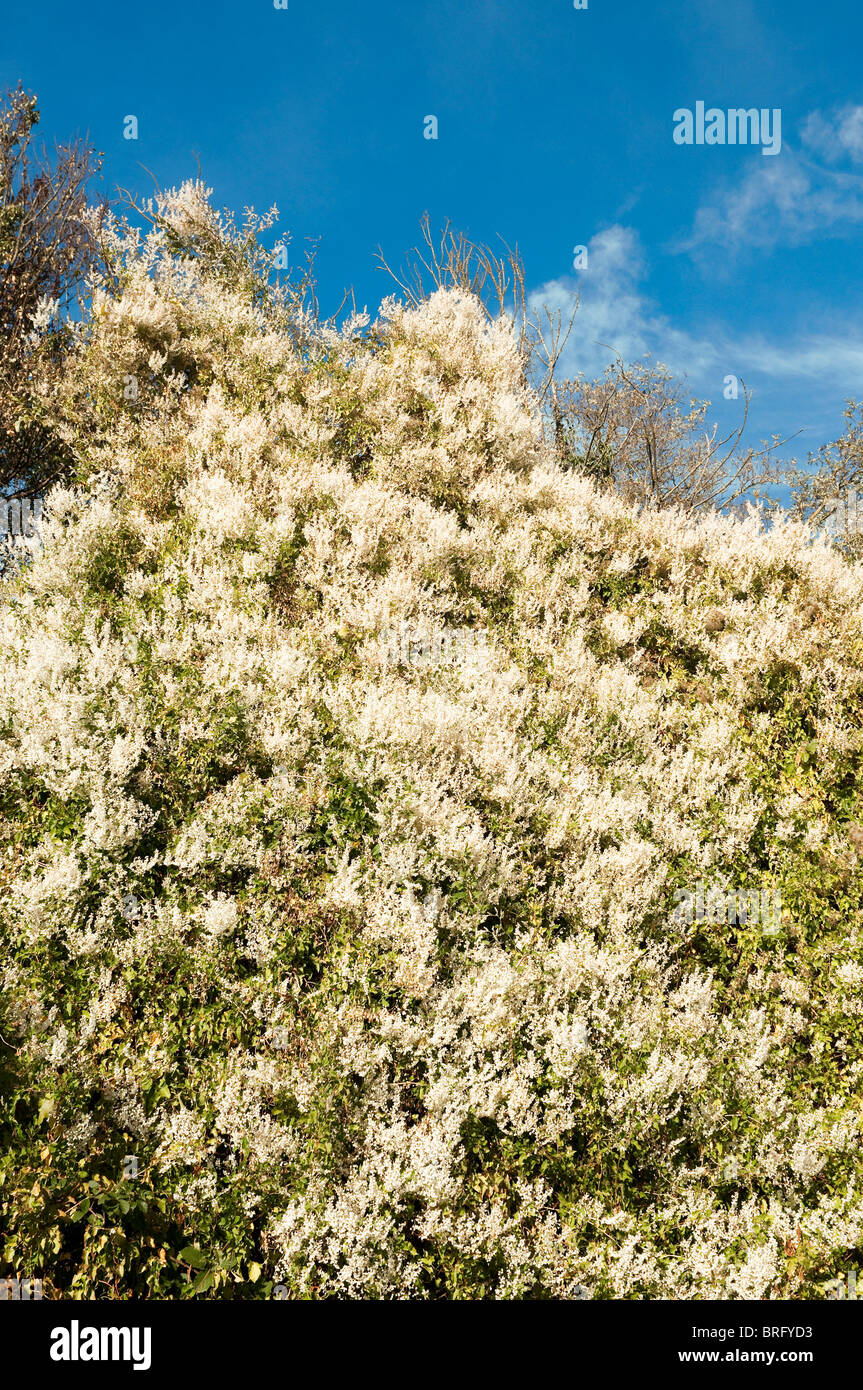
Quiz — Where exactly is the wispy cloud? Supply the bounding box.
[677,106,863,254]
[801,105,863,163]
[529,225,717,381]
[727,333,863,383]
[530,225,863,412]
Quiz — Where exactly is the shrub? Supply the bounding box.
[2,185,863,1299]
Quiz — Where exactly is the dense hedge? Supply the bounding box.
[2,185,863,1299]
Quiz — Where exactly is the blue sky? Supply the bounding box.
[3,0,863,461]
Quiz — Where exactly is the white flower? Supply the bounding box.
[201,894,239,940]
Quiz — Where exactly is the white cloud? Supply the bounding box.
[801,105,863,164]
[529,227,863,403]
[529,225,717,381]
[678,106,863,254]
[726,334,863,383]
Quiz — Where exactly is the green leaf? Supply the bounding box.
[179,1246,207,1269]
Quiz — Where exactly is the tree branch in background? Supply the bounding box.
[0,83,105,498]
[550,353,794,515]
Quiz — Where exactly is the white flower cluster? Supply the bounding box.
[3,184,863,1299]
